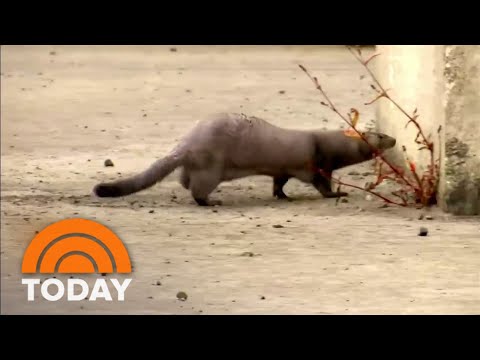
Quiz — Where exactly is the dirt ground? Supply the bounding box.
[1,45,479,315]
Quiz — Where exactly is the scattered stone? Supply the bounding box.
[278,90,286,94]
[104,159,114,167]
[149,210,154,214]
[170,47,177,52]
[341,198,349,203]
[425,215,434,220]
[241,252,255,257]
[176,291,188,301]
[260,296,266,300]
[418,227,428,236]
[155,281,161,287]
[272,224,284,228]
[362,172,373,176]
[418,213,425,220]
[49,51,56,55]
[148,296,153,299]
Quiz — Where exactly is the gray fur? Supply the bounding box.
[93,113,396,205]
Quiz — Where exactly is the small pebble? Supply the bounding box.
[156,281,161,286]
[241,252,255,257]
[425,215,434,220]
[170,47,177,52]
[278,90,286,94]
[272,224,284,228]
[149,210,154,214]
[418,227,428,236]
[176,291,188,301]
[104,159,114,167]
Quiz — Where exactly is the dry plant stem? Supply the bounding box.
[298,64,412,206]
[347,46,432,150]
[321,170,406,206]
[337,182,407,206]
[347,45,438,205]
[300,48,441,207]
[298,64,417,191]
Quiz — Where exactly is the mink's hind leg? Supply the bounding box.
[189,168,223,206]
[312,173,348,198]
[273,175,292,200]
[179,167,190,189]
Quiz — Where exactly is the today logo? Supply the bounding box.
[21,218,133,302]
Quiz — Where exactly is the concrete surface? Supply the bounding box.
[1,45,479,315]
[440,45,480,215]
[375,45,480,215]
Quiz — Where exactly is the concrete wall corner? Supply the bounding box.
[374,45,480,215]
[439,45,480,216]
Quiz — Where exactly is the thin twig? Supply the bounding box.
[347,46,433,150]
[298,63,417,190]
[320,170,407,207]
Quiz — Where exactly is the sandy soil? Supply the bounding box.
[1,45,479,315]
